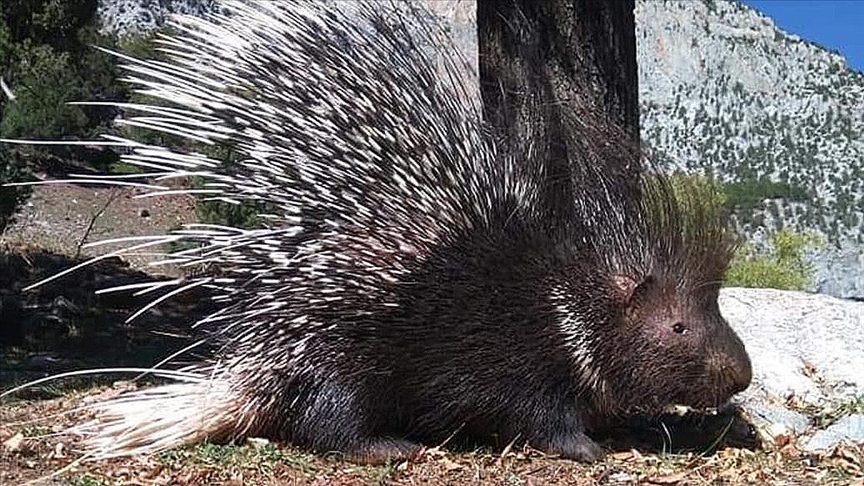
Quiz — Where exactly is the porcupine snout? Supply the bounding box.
[708,320,752,401]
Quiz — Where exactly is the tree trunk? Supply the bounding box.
[477,0,640,227]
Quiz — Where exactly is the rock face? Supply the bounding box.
[722,288,864,403]
[720,287,864,452]
[634,0,864,299]
[97,0,216,37]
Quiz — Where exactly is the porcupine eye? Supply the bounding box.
[672,322,688,334]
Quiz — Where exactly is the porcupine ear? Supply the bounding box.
[611,274,655,306]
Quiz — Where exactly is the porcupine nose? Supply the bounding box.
[715,324,753,398]
[727,349,752,396]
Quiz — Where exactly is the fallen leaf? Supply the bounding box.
[2,432,24,452]
[645,472,687,484]
[610,451,634,461]
[831,443,863,465]
[836,459,862,476]
[802,360,818,378]
[51,442,66,459]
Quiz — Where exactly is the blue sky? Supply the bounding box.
[742,0,864,72]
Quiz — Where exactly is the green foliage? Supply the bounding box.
[0,0,132,227]
[722,177,809,212]
[655,171,733,246]
[725,229,821,291]
[666,171,728,211]
[69,476,107,486]
[658,172,820,292]
[116,26,171,59]
[1,44,88,140]
[157,441,314,477]
[1,1,125,143]
[113,26,265,233]
[113,27,189,151]
[193,144,274,229]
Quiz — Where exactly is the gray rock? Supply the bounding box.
[804,414,864,452]
[813,239,864,299]
[98,0,216,37]
[634,0,864,300]
[740,397,811,436]
[721,287,864,404]
[721,287,864,450]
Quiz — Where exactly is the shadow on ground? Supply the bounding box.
[0,245,213,398]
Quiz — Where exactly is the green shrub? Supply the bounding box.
[725,229,821,291]
[192,144,276,230]
[665,170,728,210]
[1,0,127,206]
[114,28,271,231]
[660,172,820,292]
[722,177,809,212]
[113,27,190,152]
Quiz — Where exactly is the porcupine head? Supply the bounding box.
[478,10,752,436]
[549,126,753,442]
[493,39,753,441]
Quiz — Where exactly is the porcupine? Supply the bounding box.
[3,0,752,464]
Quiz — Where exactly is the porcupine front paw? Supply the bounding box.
[344,438,422,465]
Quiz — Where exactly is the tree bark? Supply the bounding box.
[477,0,641,226]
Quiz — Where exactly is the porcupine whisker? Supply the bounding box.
[2,179,169,190]
[112,157,212,174]
[214,313,282,346]
[94,46,224,88]
[112,121,221,145]
[61,172,183,180]
[169,223,255,235]
[137,339,212,382]
[124,279,213,324]
[133,188,224,198]
[0,138,134,147]
[105,141,221,165]
[69,101,223,121]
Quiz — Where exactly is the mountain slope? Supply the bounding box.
[636,0,864,297]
